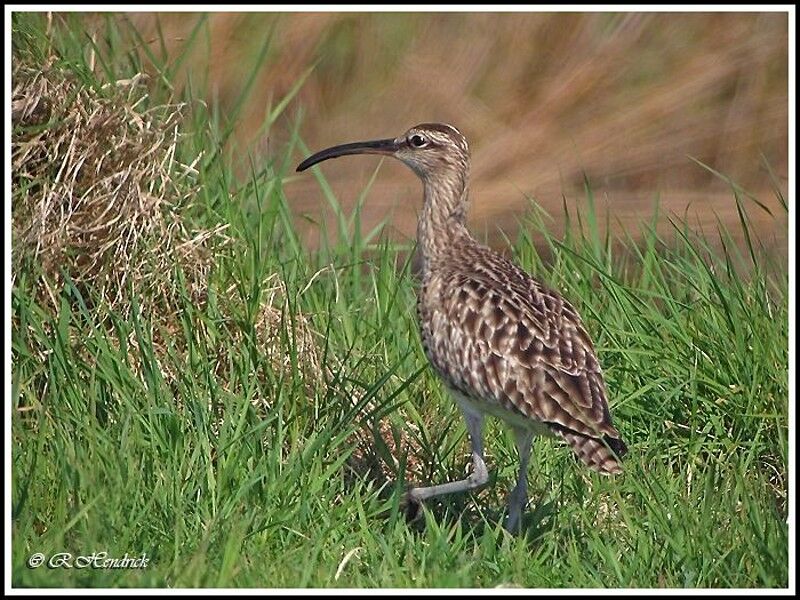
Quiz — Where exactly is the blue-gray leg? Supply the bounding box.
[407,408,488,502]
[505,429,534,533]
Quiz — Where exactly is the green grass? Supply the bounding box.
[11,13,789,588]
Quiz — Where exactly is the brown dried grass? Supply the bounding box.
[346,411,427,493]
[11,52,324,395]
[12,59,215,318]
[110,12,787,256]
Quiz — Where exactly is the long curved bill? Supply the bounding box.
[296,138,399,172]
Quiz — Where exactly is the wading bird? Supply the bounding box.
[297,123,627,533]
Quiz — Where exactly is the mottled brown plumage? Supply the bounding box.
[418,235,626,473]
[297,122,627,532]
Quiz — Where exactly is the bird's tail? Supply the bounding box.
[555,429,628,475]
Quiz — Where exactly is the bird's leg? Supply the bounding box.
[407,409,488,503]
[505,429,534,534]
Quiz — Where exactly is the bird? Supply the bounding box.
[296,123,627,533]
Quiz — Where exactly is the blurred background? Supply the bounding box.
[108,11,788,259]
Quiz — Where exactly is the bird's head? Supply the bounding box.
[296,123,470,182]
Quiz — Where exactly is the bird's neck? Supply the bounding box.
[417,171,472,267]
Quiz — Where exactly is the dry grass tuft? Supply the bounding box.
[12,59,218,318]
[345,394,428,492]
[217,274,327,398]
[12,53,325,401]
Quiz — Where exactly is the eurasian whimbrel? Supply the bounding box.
[297,123,627,533]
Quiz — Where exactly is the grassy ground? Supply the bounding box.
[10,14,789,588]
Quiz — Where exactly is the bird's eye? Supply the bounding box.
[409,134,428,148]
